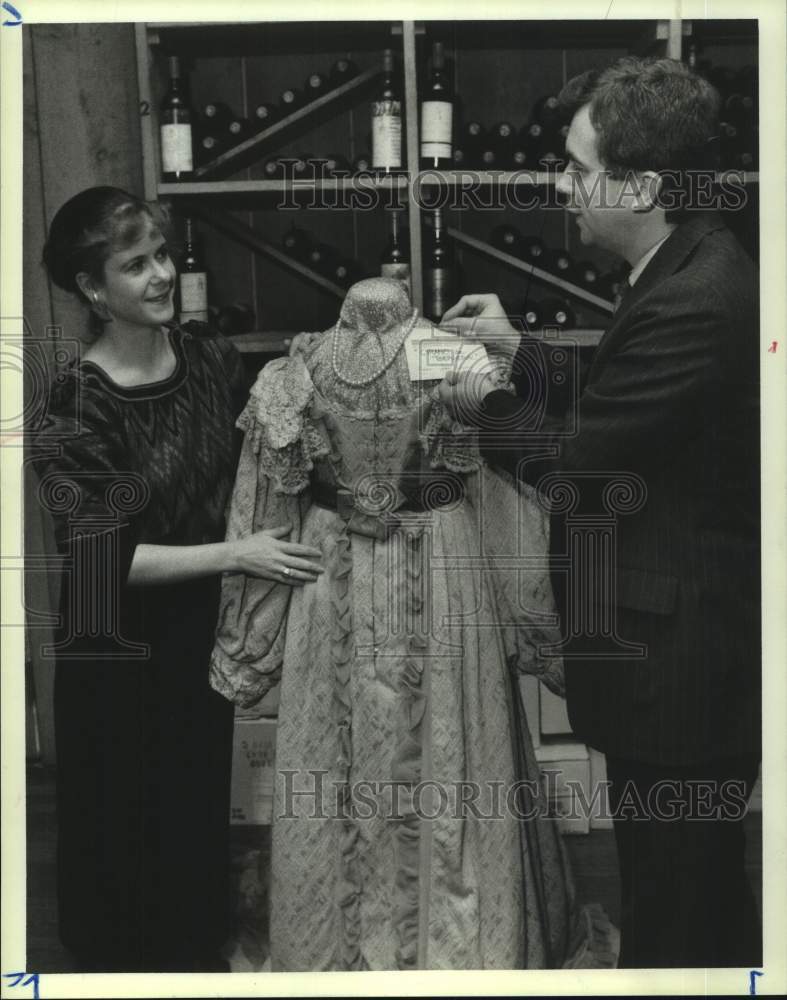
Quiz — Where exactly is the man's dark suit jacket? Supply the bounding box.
[480,212,760,766]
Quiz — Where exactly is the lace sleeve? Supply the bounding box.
[209,353,329,708]
[237,354,329,494]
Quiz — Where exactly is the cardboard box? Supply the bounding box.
[231,717,277,825]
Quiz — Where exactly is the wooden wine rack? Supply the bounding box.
[135,19,759,353]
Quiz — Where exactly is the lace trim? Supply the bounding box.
[389,527,429,970]
[238,355,329,495]
[329,524,365,970]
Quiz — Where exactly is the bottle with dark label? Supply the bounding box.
[279,87,303,115]
[423,208,454,321]
[330,57,359,88]
[252,102,279,130]
[380,208,411,297]
[420,41,453,169]
[160,56,193,181]
[179,217,208,323]
[371,49,402,173]
[282,224,310,260]
[304,71,327,103]
[540,297,575,329]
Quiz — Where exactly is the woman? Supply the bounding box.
[36,186,323,972]
[210,278,615,970]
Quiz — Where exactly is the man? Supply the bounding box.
[438,57,760,968]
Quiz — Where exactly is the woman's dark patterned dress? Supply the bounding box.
[34,322,247,971]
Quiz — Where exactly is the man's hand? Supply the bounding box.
[441,293,520,358]
[437,368,499,420]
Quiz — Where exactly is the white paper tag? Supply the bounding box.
[404,322,492,382]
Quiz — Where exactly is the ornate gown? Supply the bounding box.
[34,322,246,970]
[210,279,614,971]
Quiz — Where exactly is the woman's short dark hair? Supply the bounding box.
[557,57,721,217]
[42,186,172,305]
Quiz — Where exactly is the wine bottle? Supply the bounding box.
[332,257,360,288]
[202,101,232,127]
[282,224,310,260]
[478,145,498,170]
[279,87,303,115]
[491,121,516,162]
[538,130,566,171]
[263,157,284,180]
[510,145,532,170]
[423,208,454,322]
[353,151,372,174]
[718,120,740,169]
[542,246,574,281]
[226,116,251,145]
[371,48,402,173]
[330,57,359,88]
[304,71,327,102]
[540,297,575,330]
[420,41,453,169]
[520,235,546,267]
[195,133,225,166]
[179,218,208,323]
[490,224,523,256]
[532,94,561,128]
[520,121,544,155]
[452,147,468,168]
[252,102,279,129]
[707,65,736,98]
[160,55,193,181]
[216,303,256,336]
[522,301,542,331]
[461,121,485,167]
[577,260,600,292]
[380,209,411,297]
[306,242,334,275]
[322,152,352,176]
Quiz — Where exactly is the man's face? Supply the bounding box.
[556,104,640,258]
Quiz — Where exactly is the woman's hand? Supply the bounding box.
[441,293,520,358]
[228,525,324,585]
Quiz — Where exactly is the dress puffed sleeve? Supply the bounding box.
[209,354,330,708]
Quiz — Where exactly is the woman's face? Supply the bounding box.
[95,217,176,330]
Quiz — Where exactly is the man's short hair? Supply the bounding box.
[558,56,721,178]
